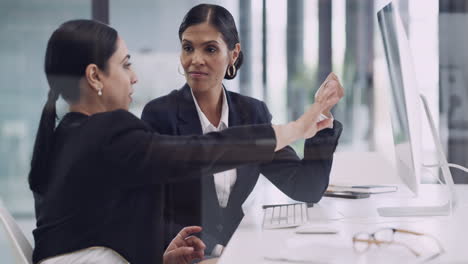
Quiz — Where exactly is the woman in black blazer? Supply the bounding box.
[141,4,344,256]
[30,19,341,264]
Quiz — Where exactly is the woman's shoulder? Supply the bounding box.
[54,110,150,157]
[227,90,263,104]
[141,90,180,125]
[92,109,139,121]
[88,110,150,132]
[227,90,269,111]
[144,89,181,110]
[225,90,272,124]
[60,109,141,128]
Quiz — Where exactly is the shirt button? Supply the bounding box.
[216,224,223,232]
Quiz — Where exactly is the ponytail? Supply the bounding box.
[28,19,118,192]
[29,90,59,192]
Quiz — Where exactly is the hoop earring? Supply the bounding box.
[227,64,237,78]
[178,65,185,76]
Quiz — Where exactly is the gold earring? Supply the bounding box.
[178,65,185,76]
[227,64,237,78]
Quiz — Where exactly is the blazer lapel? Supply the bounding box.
[226,88,244,127]
[177,84,203,136]
[225,89,255,208]
[177,84,220,209]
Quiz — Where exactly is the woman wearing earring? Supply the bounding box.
[141,4,344,257]
[30,19,339,264]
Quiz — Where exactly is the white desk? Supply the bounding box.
[218,184,468,263]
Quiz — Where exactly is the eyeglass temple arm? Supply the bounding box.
[353,238,421,257]
[392,241,421,257]
[394,228,424,236]
[395,229,446,253]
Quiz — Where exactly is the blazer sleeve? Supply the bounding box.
[259,103,343,203]
[100,110,276,187]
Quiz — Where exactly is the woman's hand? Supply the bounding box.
[299,72,343,138]
[163,226,206,264]
[315,72,344,117]
[273,72,343,151]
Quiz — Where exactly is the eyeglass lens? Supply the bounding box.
[353,233,371,252]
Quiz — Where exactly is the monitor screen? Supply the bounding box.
[377,2,422,194]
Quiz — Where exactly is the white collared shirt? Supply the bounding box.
[190,88,236,208]
[39,247,128,264]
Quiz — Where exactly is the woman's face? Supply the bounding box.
[180,23,238,93]
[99,37,138,111]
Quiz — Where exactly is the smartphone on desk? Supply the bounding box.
[324,191,370,199]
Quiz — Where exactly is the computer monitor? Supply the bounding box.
[377,2,457,216]
[377,1,422,196]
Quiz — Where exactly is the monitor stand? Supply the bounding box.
[377,94,457,217]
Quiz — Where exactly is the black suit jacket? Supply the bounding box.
[141,84,343,251]
[31,110,277,264]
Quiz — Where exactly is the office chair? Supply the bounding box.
[0,199,33,264]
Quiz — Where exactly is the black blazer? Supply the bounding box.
[31,110,277,264]
[141,84,343,251]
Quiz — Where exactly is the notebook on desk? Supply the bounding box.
[327,184,398,194]
[324,185,397,199]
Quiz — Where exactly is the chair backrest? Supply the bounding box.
[0,199,33,264]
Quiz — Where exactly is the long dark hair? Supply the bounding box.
[178,4,243,80]
[29,19,118,192]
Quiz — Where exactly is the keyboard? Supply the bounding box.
[262,202,310,229]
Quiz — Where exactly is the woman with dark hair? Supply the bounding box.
[141,4,344,257]
[30,19,340,264]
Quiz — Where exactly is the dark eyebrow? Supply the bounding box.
[120,54,130,63]
[181,39,219,45]
[202,40,219,45]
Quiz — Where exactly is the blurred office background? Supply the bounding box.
[1,0,467,260]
